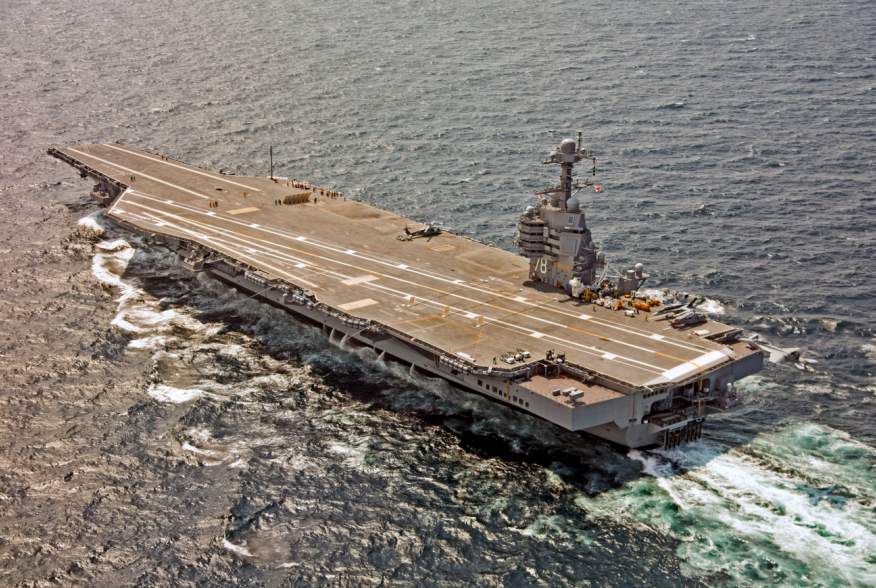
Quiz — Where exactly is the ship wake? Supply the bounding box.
[578,418,876,586]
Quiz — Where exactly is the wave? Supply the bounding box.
[146,384,205,404]
[77,211,105,238]
[578,421,876,586]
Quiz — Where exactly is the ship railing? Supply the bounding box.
[559,362,647,396]
[47,148,129,202]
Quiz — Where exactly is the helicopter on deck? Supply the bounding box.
[398,223,442,241]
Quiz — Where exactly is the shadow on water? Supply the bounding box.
[120,235,762,499]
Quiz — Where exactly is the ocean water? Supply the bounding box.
[2,0,875,585]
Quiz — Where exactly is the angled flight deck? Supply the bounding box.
[53,143,738,388]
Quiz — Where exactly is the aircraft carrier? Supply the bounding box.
[48,138,763,448]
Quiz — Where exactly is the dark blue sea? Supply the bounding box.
[2,0,874,585]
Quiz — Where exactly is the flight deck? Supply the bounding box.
[50,141,763,448]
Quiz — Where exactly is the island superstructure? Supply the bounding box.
[48,138,763,448]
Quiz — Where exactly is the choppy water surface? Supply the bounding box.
[3,0,876,585]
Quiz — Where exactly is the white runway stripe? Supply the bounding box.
[102,144,263,192]
[121,205,665,375]
[121,195,671,367]
[124,190,705,353]
[67,149,212,200]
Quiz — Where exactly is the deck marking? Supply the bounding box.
[66,148,212,200]
[130,211,319,289]
[578,314,593,320]
[212,238,658,373]
[261,229,709,350]
[692,350,729,367]
[430,244,455,252]
[119,192,713,365]
[123,196,670,367]
[107,189,133,215]
[530,331,545,339]
[102,144,262,192]
[227,206,260,215]
[648,350,729,384]
[650,333,666,341]
[124,207,665,375]
[515,296,528,303]
[116,191,714,355]
[295,262,307,269]
[170,226,670,374]
[122,196,673,370]
[603,352,618,360]
[338,298,378,311]
[341,274,378,286]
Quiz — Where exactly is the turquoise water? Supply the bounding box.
[582,417,876,586]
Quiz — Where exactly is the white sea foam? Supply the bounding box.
[91,243,135,293]
[187,426,214,443]
[113,306,203,335]
[127,335,176,350]
[90,238,210,355]
[696,297,725,315]
[222,538,253,557]
[821,318,839,332]
[181,441,216,456]
[95,238,134,253]
[518,515,592,545]
[582,423,876,586]
[77,212,105,238]
[671,446,875,585]
[627,449,669,477]
[146,384,205,404]
[327,441,368,468]
[180,427,256,468]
